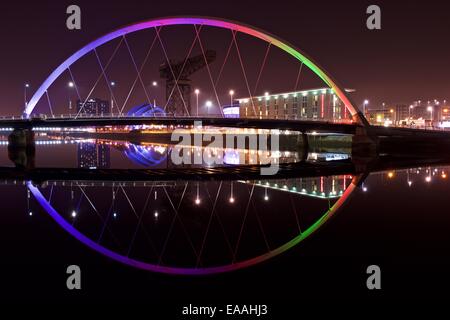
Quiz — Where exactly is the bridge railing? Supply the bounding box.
[1,112,353,122]
[3,113,450,131]
[25,113,355,122]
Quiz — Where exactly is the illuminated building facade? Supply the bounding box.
[365,107,396,126]
[237,88,348,121]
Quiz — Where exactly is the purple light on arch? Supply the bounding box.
[24,16,362,122]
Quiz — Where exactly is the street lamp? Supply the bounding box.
[195,182,201,205]
[389,108,394,124]
[205,100,213,115]
[110,81,116,114]
[229,182,235,203]
[363,99,369,114]
[151,81,158,107]
[427,106,433,125]
[195,89,200,117]
[68,81,75,111]
[229,89,235,107]
[24,83,30,108]
[409,104,414,124]
[264,187,269,201]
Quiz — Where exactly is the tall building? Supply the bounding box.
[237,88,349,121]
[77,143,111,169]
[76,98,110,115]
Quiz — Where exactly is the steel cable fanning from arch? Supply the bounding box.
[27,174,363,275]
[23,16,367,125]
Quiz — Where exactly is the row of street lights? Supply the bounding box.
[364,98,440,123]
[194,88,236,116]
[67,80,158,112]
[24,82,237,116]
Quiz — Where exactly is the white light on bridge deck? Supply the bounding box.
[29,211,33,216]
[113,212,118,218]
[154,211,159,218]
[68,81,74,88]
[71,210,77,218]
[152,81,158,87]
[229,197,235,203]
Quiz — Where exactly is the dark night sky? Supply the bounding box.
[1,0,450,115]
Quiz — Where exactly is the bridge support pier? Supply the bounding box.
[351,127,379,172]
[8,129,35,169]
[292,132,310,162]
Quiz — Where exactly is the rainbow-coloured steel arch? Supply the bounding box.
[24,16,365,124]
[27,176,361,275]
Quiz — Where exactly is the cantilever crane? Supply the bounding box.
[159,50,216,116]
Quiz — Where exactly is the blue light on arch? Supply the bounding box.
[127,104,165,117]
[123,144,168,167]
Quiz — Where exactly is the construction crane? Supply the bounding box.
[159,50,216,116]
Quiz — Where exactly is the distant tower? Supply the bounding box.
[159,50,216,116]
[76,98,110,116]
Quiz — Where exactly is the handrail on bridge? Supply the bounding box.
[0,113,356,124]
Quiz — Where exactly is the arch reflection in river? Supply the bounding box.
[27,173,361,275]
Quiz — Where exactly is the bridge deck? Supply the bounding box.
[0,116,359,134]
[3,116,450,138]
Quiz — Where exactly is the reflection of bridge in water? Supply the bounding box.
[13,156,450,275]
[4,16,450,276]
[0,176,350,199]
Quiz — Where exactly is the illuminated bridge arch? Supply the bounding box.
[24,16,368,126]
